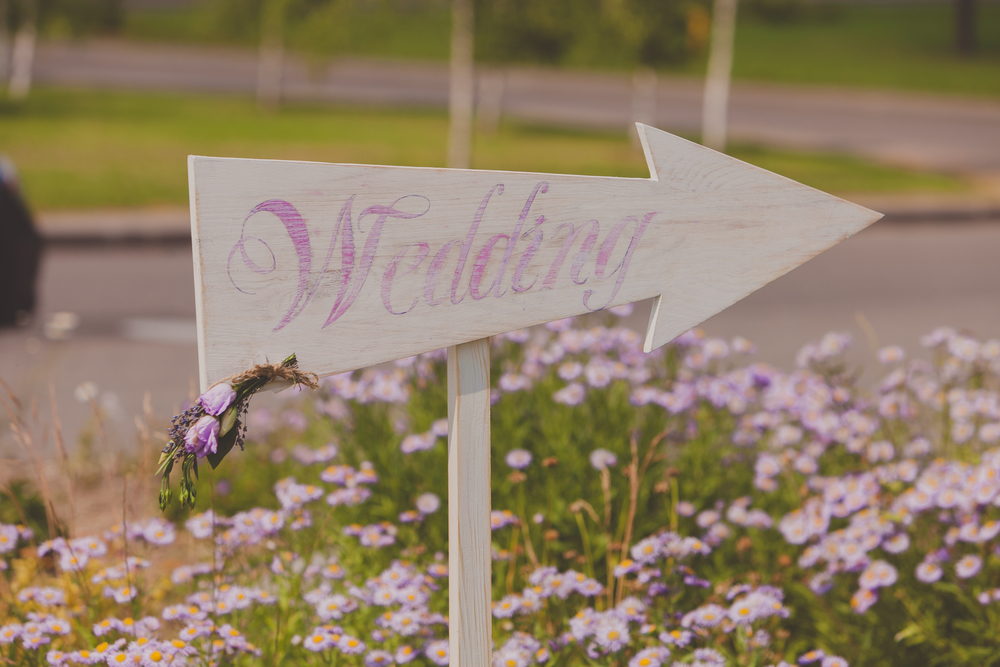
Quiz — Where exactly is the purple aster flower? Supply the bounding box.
[592,614,629,652]
[401,432,437,454]
[798,650,826,664]
[691,648,725,667]
[184,415,219,458]
[417,493,441,514]
[304,631,336,652]
[505,449,532,469]
[493,595,522,618]
[681,604,726,628]
[426,639,450,665]
[850,588,878,614]
[821,657,849,667]
[629,647,668,667]
[915,561,943,583]
[0,524,19,553]
[956,555,982,579]
[589,449,617,470]
[554,383,586,406]
[199,383,236,416]
[365,650,395,667]
[46,649,69,665]
[0,623,24,646]
[338,635,366,654]
[396,645,419,664]
[859,560,897,589]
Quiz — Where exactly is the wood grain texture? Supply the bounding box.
[448,339,492,667]
[188,124,882,389]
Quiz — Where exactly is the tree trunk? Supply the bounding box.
[257,0,285,109]
[8,23,35,100]
[702,0,738,152]
[631,66,657,146]
[0,0,10,83]
[447,0,474,170]
[955,0,976,56]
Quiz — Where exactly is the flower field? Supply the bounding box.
[3,310,1000,666]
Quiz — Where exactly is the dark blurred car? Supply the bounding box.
[0,156,42,327]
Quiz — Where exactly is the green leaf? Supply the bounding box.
[894,624,923,643]
[219,405,238,436]
[207,428,239,470]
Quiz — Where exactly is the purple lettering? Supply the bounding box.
[227,200,310,332]
[469,233,508,300]
[542,220,599,289]
[324,195,429,327]
[583,212,656,311]
[382,242,431,315]
[424,240,461,307]
[491,181,547,298]
[511,215,546,293]
[451,184,503,305]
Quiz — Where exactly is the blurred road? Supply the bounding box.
[33,40,1000,175]
[2,218,999,454]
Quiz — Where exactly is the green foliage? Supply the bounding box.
[27,0,123,37]
[0,480,54,542]
[473,0,700,68]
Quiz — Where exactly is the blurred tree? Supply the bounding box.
[0,0,10,82]
[205,0,354,56]
[473,0,699,69]
[38,0,122,36]
[2,0,121,98]
[954,0,976,55]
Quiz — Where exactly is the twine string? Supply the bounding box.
[218,360,319,392]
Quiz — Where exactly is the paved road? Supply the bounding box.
[33,40,1000,175]
[2,219,999,455]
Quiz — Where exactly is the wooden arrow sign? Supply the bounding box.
[189,123,880,667]
[188,124,881,388]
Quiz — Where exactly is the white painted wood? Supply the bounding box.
[703,0,738,151]
[448,338,492,667]
[188,123,881,389]
[448,0,474,169]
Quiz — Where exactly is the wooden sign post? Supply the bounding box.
[188,124,881,667]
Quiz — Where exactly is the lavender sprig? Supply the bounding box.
[158,353,317,511]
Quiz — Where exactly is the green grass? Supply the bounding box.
[728,3,1000,97]
[0,88,965,211]
[123,2,1000,98]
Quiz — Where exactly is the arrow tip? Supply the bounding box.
[634,123,883,354]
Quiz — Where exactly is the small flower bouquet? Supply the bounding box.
[157,354,317,510]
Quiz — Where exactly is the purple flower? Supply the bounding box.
[304,631,336,652]
[184,415,220,458]
[505,449,533,469]
[589,449,617,470]
[199,383,236,416]
[338,635,366,655]
[416,493,441,515]
[956,555,982,579]
[365,650,394,667]
[592,614,630,652]
[554,383,586,406]
[915,561,943,583]
[850,588,878,614]
[426,640,450,666]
